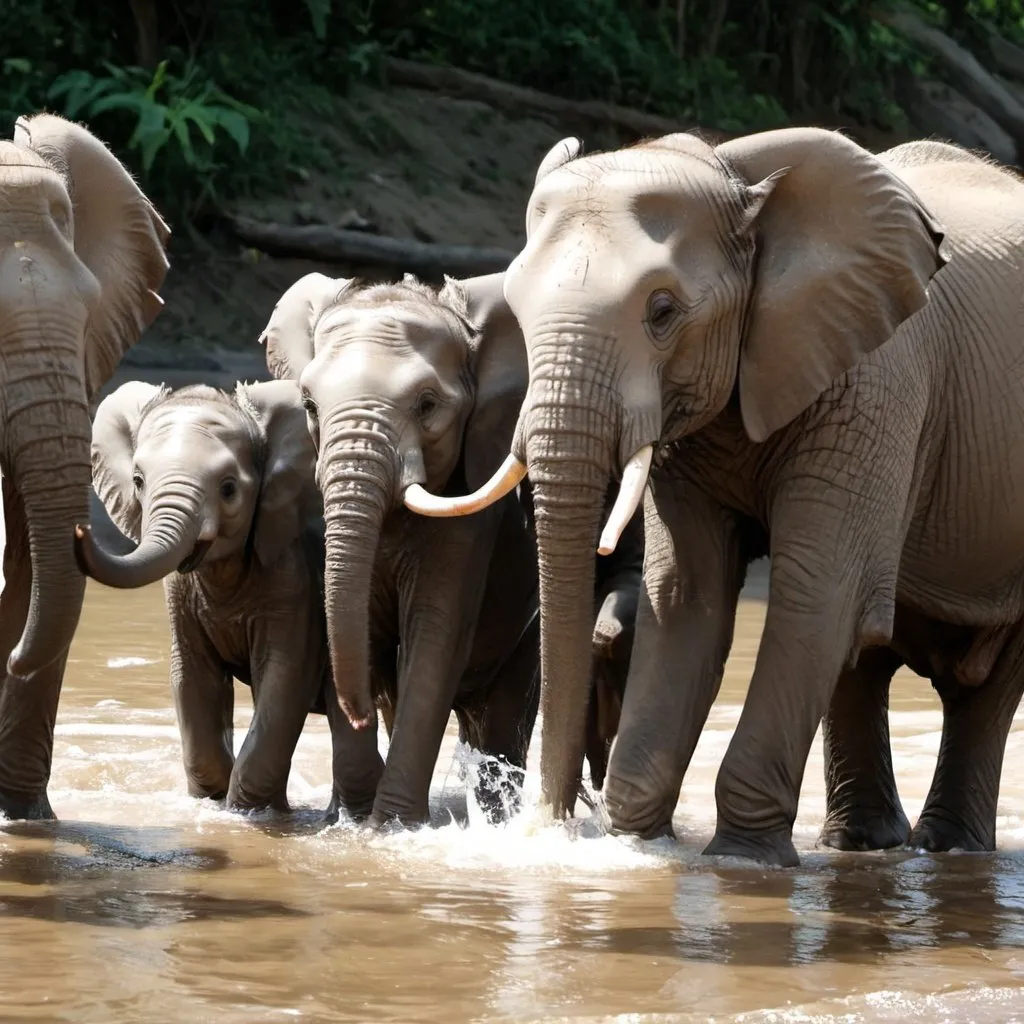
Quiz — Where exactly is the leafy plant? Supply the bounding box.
[48,59,260,173]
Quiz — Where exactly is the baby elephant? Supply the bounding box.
[76,378,332,812]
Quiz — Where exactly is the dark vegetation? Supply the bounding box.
[4,1,1024,226]
[4,1,1024,368]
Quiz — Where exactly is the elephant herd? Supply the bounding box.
[2,110,1024,869]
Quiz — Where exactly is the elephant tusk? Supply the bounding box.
[598,445,653,556]
[402,454,528,517]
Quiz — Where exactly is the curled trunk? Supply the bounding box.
[75,498,203,590]
[320,427,395,729]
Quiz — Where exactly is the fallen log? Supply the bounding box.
[873,4,1024,154]
[988,31,1024,85]
[223,213,517,279]
[380,56,707,142]
[895,73,1017,166]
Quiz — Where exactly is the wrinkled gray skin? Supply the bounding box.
[429,129,1024,867]
[76,380,330,812]
[0,113,168,819]
[260,274,540,826]
[518,478,643,799]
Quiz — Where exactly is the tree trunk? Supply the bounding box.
[128,0,160,70]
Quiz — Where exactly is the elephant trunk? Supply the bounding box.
[75,487,206,590]
[320,415,398,729]
[3,344,93,678]
[521,372,623,819]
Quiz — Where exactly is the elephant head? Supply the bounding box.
[75,379,320,587]
[0,113,169,676]
[407,128,949,817]
[258,272,526,729]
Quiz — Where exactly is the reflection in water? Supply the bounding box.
[0,571,1020,1022]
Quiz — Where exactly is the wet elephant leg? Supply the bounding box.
[467,613,541,825]
[603,471,748,839]
[909,623,1024,852]
[324,686,384,823]
[228,645,325,813]
[705,410,916,867]
[369,514,498,829]
[0,478,61,819]
[819,645,910,851]
[167,618,234,801]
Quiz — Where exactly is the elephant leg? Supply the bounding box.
[909,623,1024,852]
[228,644,323,813]
[168,620,234,802]
[818,645,910,851]
[324,684,384,824]
[705,426,914,867]
[369,516,497,829]
[0,478,60,818]
[467,613,541,825]
[603,472,748,839]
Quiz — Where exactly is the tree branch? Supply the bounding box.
[873,4,1024,152]
[222,214,516,280]
[380,57,701,140]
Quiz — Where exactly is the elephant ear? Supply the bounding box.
[91,380,165,542]
[441,273,529,491]
[13,114,171,403]
[534,136,583,185]
[239,379,322,568]
[259,273,354,380]
[716,127,948,443]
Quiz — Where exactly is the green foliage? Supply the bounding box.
[1,0,1023,227]
[49,61,258,171]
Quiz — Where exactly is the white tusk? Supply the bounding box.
[403,453,527,517]
[598,445,653,556]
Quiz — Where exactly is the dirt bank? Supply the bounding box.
[116,81,587,393]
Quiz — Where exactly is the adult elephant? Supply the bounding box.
[410,128,1024,867]
[0,113,169,817]
[259,272,540,827]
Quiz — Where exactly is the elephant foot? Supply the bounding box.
[818,805,911,852]
[366,813,427,836]
[703,825,800,868]
[907,813,992,853]
[0,789,55,822]
[324,791,376,825]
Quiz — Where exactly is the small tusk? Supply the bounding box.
[403,453,527,517]
[598,445,653,556]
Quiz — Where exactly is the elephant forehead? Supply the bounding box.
[316,301,458,353]
[0,143,68,199]
[308,339,452,400]
[137,404,249,457]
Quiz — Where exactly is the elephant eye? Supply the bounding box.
[220,479,238,501]
[416,392,439,420]
[645,290,683,345]
[302,395,318,421]
[132,472,144,492]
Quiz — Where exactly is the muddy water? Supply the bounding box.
[1,570,1023,1023]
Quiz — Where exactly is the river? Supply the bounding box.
[1,566,1023,1023]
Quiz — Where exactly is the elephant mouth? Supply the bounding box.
[177,540,212,574]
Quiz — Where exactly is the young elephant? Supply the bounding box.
[75,379,332,812]
[260,272,540,827]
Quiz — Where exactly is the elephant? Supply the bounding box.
[408,128,1024,867]
[0,112,169,818]
[259,271,542,827]
[74,378,335,813]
